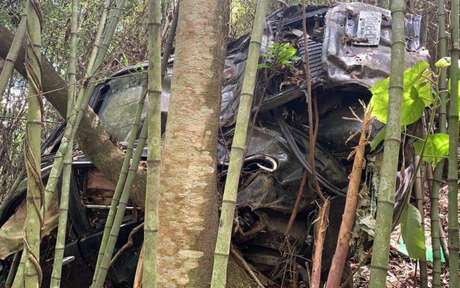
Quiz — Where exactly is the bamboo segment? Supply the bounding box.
[210,1,269,287]
[431,0,449,285]
[42,0,123,213]
[91,91,147,285]
[368,0,405,286]
[49,0,79,286]
[92,122,148,288]
[143,0,162,286]
[0,16,26,106]
[447,0,460,282]
[23,0,43,287]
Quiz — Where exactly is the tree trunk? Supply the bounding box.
[368,0,405,286]
[447,0,460,282]
[156,0,228,286]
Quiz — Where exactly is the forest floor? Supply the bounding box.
[353,185,451,287]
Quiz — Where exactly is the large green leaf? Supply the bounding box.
[413,133,449,167]
[369,61,432,125]
[400,203,426,260]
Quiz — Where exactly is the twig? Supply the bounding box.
[230,246,265,288]
[109,222,144,267]
[310,199,330,288]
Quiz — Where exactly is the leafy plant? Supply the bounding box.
[414,133,449,167]
[400,203,427,260]
[369,61,433,126]
[258,42,300,70]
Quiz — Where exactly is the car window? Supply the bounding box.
[98,72,147,142]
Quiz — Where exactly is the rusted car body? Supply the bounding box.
[0,3,428,287]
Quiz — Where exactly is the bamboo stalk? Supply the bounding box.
[414,156,428,288]
[49,0,79,286]
[11,254,25,288]
[22,0,43,287]
[91,91,147,285]
[325,110,370,288]
[368,0,405,285]
[91,121,148,288]
[160,0,178,79]
[0,16,26,104]
[42,0,119,213]
[447,0,460,281]
[5,252,21,288]
[430,0,449,284]
[143,0,162,286]
[210,0,269,286]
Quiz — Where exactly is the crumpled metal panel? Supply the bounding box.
[323,2,429,88]
[235,126,347,213]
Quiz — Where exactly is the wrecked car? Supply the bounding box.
[0,3,428,287]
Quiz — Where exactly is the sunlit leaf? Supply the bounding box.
[413,133,449,167]
[369,61,432,125]
[435,57,451,68]
[400,203,426,260]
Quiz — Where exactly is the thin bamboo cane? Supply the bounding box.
[368,0,405,286]
[5,252,21,288]
[42,0,116,213]
[143,0,162,286]
[430,0,449,283]
[210,0,269,287]
[414,156,428,288]
[92,121,148,288]
[447,0,460,281]
[91,91,147,285]
[49,0,79,286]
[23,0,43,287]
[0,16,26,103]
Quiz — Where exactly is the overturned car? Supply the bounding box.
[0,3,428,287]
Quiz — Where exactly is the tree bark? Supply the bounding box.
[156,0,228,286]
[0,25,146,207]
[368,0,405,286]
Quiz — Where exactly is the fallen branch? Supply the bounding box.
[325,108,370,288]
[310,199,330,288]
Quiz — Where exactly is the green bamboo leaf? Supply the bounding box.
[414,133,449,167]
[400,203,427,260]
